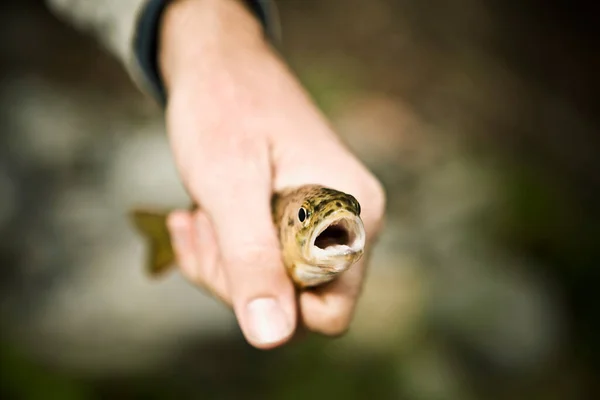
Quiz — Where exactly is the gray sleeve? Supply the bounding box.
[45,0,280,104]
[45,0,148,83]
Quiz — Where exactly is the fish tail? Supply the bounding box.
[129,209,175,276]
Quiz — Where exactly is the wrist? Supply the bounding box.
[159,0,268,93]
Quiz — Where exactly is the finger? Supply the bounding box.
[299,255,369,337]
[299,182,383,337]
[188,139,297,350]
[167,210,230,305]
[167,211,200,280]
[191,211,230,305]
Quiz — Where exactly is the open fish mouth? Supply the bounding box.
[309,212,366,261]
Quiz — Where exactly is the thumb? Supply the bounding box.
[187,141,297,349]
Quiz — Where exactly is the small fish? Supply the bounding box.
[130,185,366,288]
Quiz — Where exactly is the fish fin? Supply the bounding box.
[129,209,175,277]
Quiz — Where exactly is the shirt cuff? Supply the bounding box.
[131,0,280,107]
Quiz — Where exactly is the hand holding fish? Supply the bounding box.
[145,0,386,349]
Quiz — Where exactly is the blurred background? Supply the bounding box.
[1,0,598,399]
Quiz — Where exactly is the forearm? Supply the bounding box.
[159,0,269,94]
[45,0,279,103]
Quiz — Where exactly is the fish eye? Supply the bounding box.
[298,207,307,223]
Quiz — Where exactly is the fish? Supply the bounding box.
[129,184,366,289]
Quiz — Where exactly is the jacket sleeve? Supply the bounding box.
[45,0,280,106]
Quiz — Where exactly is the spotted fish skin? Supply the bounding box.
[274,188,355,244]
[131,184,365,288]
[271,185,365,288]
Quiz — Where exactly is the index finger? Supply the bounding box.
[184,134,298,349]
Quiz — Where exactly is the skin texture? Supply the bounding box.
[158,0,386,349]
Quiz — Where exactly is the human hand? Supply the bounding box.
[158,0,385,349]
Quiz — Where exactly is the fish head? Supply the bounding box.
[276,185,366,286]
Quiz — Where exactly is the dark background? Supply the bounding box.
[1,1,598,399]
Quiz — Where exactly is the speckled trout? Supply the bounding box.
[130,184,366,288]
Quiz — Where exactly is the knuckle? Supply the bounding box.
[166,211,187,232]
[310,307,354,337]
[359,173,387,232]
[177,253,203,284]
